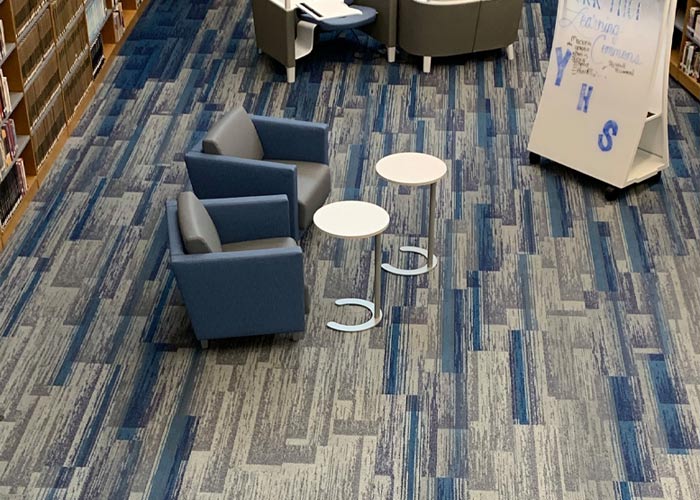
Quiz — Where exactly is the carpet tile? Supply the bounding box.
[0,0,699,498]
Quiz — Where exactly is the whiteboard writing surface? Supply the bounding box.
[528,0,666,188]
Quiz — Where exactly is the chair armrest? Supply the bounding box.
[251,115,329,164]
[167,200,185,257]
[201,195,292,243]
[185,150,300,239]
[170,247,306,338]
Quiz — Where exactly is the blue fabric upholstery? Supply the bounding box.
[300,5,377,31]
[200,195,292,243]
[185,112,331,241]
[251,116,329,164]
[167,197,306,342]
[185,151,300,240]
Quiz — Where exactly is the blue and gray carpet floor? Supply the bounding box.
[1,0,700,498]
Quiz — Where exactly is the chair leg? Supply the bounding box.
[286,66,296,83]
[387,46,396,63]
[291,332,305,342]
[422,56,431,73]
[506,43,515,61]
[200,339,209,349]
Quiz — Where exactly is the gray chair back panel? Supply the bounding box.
[177,192,223,254]
[356,0,398,46]
[473,0,523,52]
[398,0,479,57]
[252,0,297,67]
[202,107,265,160]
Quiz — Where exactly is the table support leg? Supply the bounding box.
[374,233,382,319]
[382,183,439,276]
[428,182,436,265]
[327,233,384,332]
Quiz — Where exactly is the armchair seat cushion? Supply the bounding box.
[222,237,297,253]
[301,5,377,31]
[274,160,331,229]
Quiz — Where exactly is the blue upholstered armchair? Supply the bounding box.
[167,192,307,348]
[185,107,331,241]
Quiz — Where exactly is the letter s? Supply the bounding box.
[598,120,619,152]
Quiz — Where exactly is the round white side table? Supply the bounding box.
[313,201,390,332]
[376,152,447,276]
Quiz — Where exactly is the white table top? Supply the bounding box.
[313,201,389,239]
[272,0,360,17]
[297,0,361,19]
[375,152,447,186]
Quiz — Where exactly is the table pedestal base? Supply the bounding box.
[382,246,438,276]
[327,298,383,332]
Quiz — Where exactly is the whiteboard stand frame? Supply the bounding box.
[528,0,677,200]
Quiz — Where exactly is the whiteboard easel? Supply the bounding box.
[528,0,678,194]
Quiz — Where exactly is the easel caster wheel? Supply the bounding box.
[604,186,620,201]
[528,152,541,164]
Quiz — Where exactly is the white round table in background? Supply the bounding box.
[313,201,390,332]
[376,152,447,276]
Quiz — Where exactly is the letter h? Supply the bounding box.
[577,83,594,113]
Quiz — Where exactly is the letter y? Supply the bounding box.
[555,47,572,86]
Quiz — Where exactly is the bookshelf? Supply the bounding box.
[671,0,700,100]
[0,0,148,251]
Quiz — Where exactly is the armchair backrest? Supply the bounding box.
[398,0,479,56]
[177,192,223,254]
[202,107,264,160]
[355,0,398,46]
[251,0,297,68]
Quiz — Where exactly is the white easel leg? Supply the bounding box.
[506,43,515,61]
[387,46,396,63]
[423,56,431,73]
[286,66,296,83]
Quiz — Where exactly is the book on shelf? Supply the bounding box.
[86,0,109,44]
[112,3,126,41]
[0,131,7,168]
[0,118,17,169]
[680,40,700,81]
[50,0,87,38]
[12,0,46,35]
[16,6,53,81]
[683,41,694,74]
[90,34,105,77]
[32,92,66,166]
[0,69,11,119]
[0,163,24,227]
[16,158,27,195]
[690,7,700,35]
[0,20,6,59]
[2,119,17,160]
[56,12,89,81]
[63,55,92,118]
